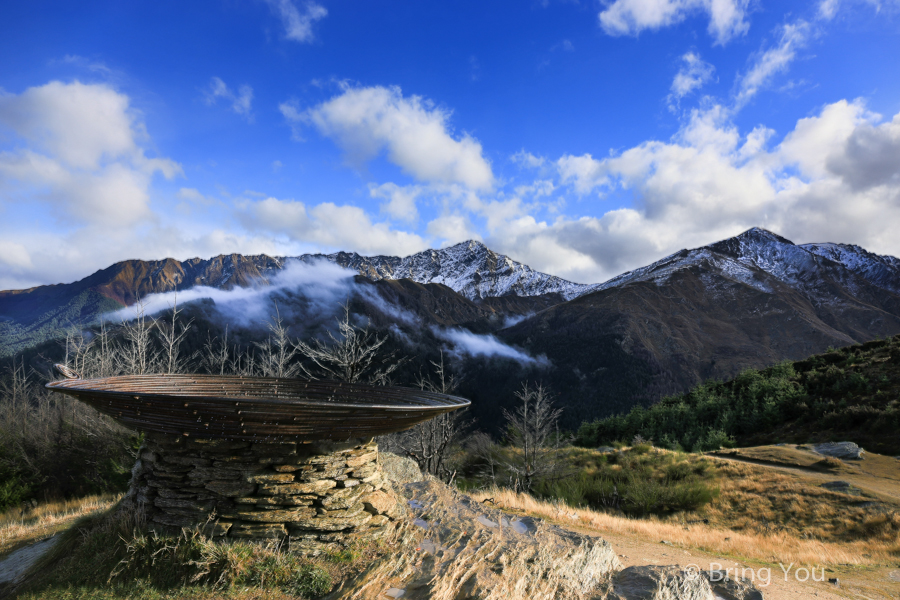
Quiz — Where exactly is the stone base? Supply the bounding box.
[128,435,404,551]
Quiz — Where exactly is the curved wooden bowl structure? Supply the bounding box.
[45,367,470,442]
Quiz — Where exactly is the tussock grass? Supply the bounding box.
[702,459,900,544]
[469,486,899,567]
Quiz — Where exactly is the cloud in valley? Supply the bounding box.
[432,327,548,365]
[110,259,360,327]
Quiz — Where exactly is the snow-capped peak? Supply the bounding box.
[295,240,594,300]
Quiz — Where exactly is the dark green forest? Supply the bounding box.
[576,335,900,455]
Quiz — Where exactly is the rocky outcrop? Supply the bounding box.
[814,442,865,460]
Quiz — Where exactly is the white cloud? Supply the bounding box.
[263,0,327,43]
[598,0,751,45]
[557,153,607,195]
[426,214,478,245]
[523,99,900,283]
[0,81,181,228]
[0,240,33,271]
[283,85,494,190]
[239,196,428,256]
[735,21,810,107]
[178,187,216,206]
[205,77,254,120]
[668,51,715,108]
[511,150,546,169]
[369,182,422,222]
[818,0,841,19]
[432,327,547,365]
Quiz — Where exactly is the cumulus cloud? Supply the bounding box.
[0,81,181,228]
[557,153,607,195]
[668,51,715,108]
[205,77,253,120]
[282,85,494,190]
[239,196,428,256]
[735,21,810,107]
[369,182,422,222]
[263,0,327,43]
[524,100,900,283]
[598,0,751,45]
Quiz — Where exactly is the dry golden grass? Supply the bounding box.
[0,493,120,557]
[700,459,900,545]
[469,486,899,567]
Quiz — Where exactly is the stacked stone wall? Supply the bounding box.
[130,435,404,553]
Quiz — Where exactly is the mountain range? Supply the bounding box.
[3,228,900,429]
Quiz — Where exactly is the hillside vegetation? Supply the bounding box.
[577,334,900,455]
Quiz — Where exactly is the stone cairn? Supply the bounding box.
[129,434,405,553]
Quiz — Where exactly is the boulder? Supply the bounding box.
[813,442,864,460]
[609,566,713,600]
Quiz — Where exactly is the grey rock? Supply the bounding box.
[609,566,714,600]
[705,571,764,600]
[813,442,865,460]
[820,480,861,495]
[381,452,423,484]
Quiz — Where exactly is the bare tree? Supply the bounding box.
[155,293,196,374]
[200,326,230,375]
[502,382,566,493]
[254,307,301,378]
[117,297,160,375]
[294,302,404,384]
[399,352,469,482]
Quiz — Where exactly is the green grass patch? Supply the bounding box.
[532,446,719,517]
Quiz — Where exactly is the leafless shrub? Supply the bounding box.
[503,382,568,493]
[389,352,469,482]
[254,307,302,378]
[294,302,404,385]
[155,294,197,374]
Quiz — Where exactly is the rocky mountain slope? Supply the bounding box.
[307,240,594,300]
[0,254,283,356]
[3,228,900,432]
[494,228,900,426]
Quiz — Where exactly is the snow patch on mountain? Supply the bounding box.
[294,240,595,301]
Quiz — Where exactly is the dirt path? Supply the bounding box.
[587,526,900,600]
[0,534,58,596]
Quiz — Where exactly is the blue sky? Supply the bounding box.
[1,0,899,290]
